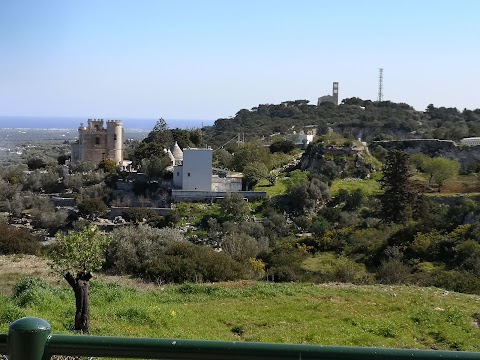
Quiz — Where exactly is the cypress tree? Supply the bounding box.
[380,150,416,223]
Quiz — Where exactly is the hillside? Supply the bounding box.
[1,255,480,351]
[202,99,480,148]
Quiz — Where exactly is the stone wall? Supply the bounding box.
[171,190,266,202]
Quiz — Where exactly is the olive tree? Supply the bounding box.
[50,224,110,333]
[423,157,460,191]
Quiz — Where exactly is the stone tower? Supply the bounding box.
[106,120,123,161]
[71,119,124,165]
[332,82,339,106]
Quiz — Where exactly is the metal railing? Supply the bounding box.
[1,317,480,360]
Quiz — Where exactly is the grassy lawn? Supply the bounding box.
[174,202,221,225]
[2,267,480,351]
[254,178,287,198]
[330,178,382,196]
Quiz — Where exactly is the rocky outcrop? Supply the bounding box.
[369,139,480,172]
[299,143,373,179]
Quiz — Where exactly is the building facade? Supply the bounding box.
[317,82,339,106]
[460,137,480,146]
[71,119,124,165]
[173,148,213,191]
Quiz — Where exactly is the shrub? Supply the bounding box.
[332,256,371,284]
[22,169,64,193]
[221,232,259,262]
[122,208,159,224]
[106,224,244,283]
[27,157,46,170]
[268,265,299,282]
[76,197,107,219]
[98,158,118,174]
[145,242,243,283]
[106,225,186,275]
[377,258,412,285]
[219,193,250,221]
[270,140,295,154]
[0,223,40,255]
[30,201,68,235]
[13,277,54,307]
[243,162,268,188]
[0,300,25,324]
[414,270,480,295]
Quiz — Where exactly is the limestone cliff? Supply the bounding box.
[299,142,375,180]
[369,139,480,173]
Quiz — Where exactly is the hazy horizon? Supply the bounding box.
[0,116,214,130]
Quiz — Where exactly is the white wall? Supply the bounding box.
[181,149,212,191]
[173,165,183,188]
[212,176,242,192]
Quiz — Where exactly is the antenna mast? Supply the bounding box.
[377,68,383,102]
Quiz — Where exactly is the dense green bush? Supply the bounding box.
[13,277,54,307]
[377,259,412,285]
[122,208,159,224]
[106,224,244,283]
[0,299,25,324]
[106,225,185,275]
[270,140,295,154]
[413,270,480,295]
[76,197,108,219]
[145,242,243,283]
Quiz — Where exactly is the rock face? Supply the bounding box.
[299,143,373,180]
[369,139,480,172]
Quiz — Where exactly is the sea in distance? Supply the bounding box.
[0,116,214,162]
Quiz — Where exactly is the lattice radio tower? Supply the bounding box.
[377,68,384,102]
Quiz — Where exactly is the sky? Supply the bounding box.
[1,0,479,123]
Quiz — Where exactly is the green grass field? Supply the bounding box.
[2,276,480,351]
[254,178,287,197]
[330,178,382,196]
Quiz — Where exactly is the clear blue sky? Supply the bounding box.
[1,0,479,121]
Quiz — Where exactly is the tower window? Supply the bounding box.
[114,134,117,141]
[95,137,100,145]
[187,173,191,177]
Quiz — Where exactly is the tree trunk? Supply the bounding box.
[65,271,92,334]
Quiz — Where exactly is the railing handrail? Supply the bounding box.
[2,318,480,360]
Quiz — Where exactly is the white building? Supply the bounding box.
[170,146,267,202]
[460,137,480,146]
[173,148,213,191]
[212,170,243,192]
[286,134,314,147]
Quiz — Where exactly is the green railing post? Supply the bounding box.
[8,317,51,360]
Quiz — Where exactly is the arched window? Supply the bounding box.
[114,134,117,141]
[95,137,100,145]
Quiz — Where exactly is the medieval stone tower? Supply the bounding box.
[71,119,124,165]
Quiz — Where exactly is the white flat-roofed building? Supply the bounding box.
[212,170,243,192]
[171,146,264,202]
[460,137,480,146]
[173,148,212,191]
